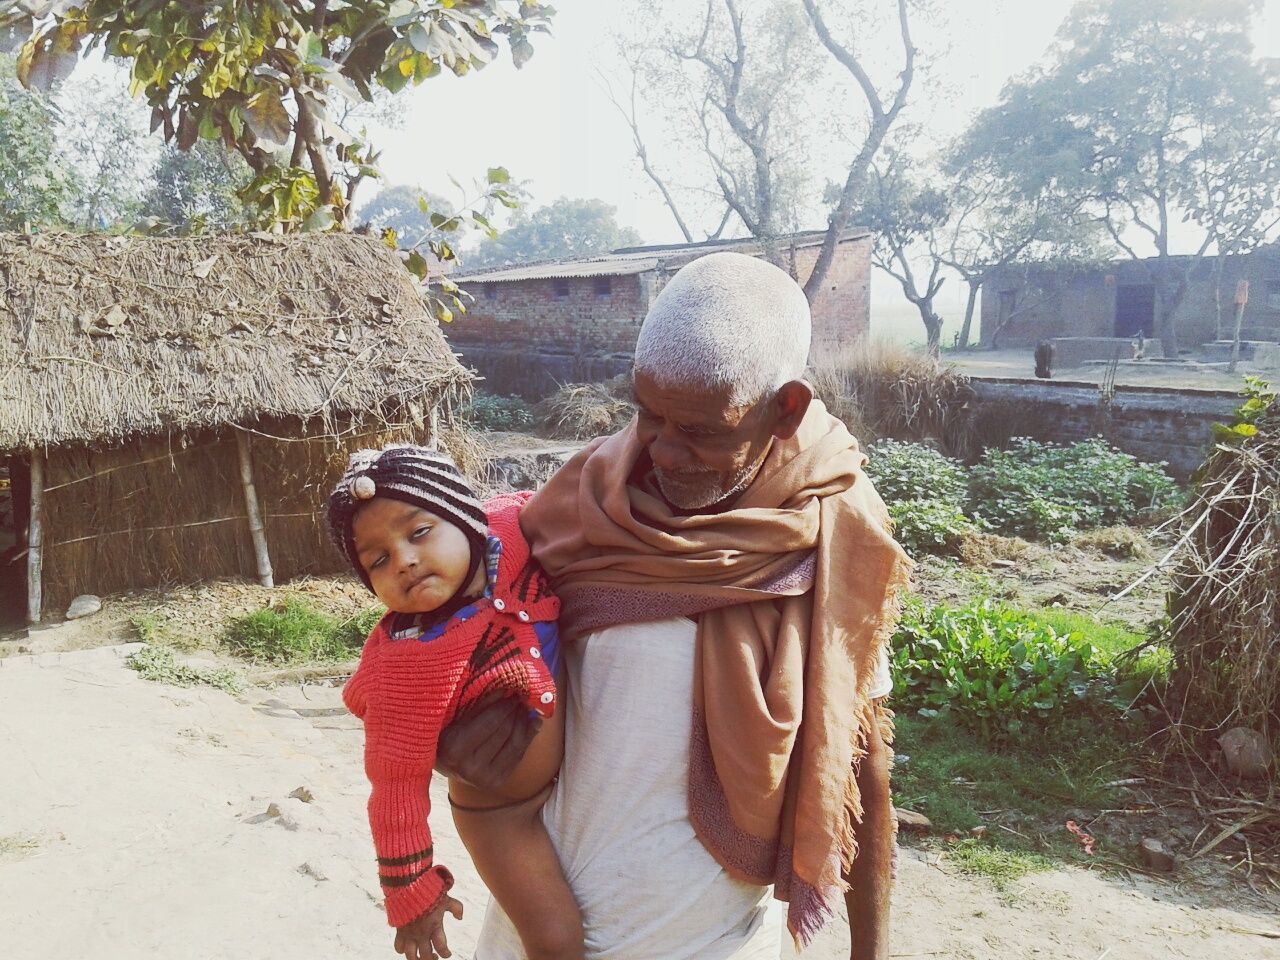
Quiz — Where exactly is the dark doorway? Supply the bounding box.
[1115,284,1155,338]
[0,456,29,627]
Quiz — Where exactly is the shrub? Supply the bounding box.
[889,498,981,557]
[891,599,1121,738]
[462,392,535,432]
[222,599,368,665]
[864,439,967,504]
[967,438,1177,542]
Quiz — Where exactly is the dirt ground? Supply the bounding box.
[948,347,1279,392]
[2,641,1278,960]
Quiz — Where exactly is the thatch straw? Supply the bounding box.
[38,417,437,612]
[0,232,470,449]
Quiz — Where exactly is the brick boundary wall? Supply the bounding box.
[969,378,1242,481]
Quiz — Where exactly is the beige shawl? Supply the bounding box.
[521,401,911,943]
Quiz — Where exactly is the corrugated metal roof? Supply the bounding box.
[454,228,872,284]
[455,257,660,284]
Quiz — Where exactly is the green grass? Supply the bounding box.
[127,643,244,694]
[0,834,40,861]
[1021,605,1173,692]
[945,839,1055,897]
[222,599,381,665]
[892,711,1140,869]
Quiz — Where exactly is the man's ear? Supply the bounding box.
[770,380,814,441]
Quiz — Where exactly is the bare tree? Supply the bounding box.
[800,0,915,299]
[612,0,919,293]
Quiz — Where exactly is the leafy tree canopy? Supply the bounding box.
[0,52,70,229]
[466,197,642,269]
[2,0,554,317]
[140,141,254,233]
[358,182,452,247]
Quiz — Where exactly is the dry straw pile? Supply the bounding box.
[808,341,980,455]
[1162,382,1279,753]
[534,376,636,441]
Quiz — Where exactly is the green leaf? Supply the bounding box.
[302,206,336,232]
[299,30,323,63]
[486,166,511,185]
[408,22,433,55]
[244,90,292,150]
[404,249,430,280]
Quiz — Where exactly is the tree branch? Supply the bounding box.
[600,65,696,242]
[802,0,916,301]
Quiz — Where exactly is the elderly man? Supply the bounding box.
[443,252,908,960]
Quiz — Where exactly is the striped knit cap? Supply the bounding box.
[327,444,488,592]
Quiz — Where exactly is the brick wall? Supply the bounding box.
[453,273,651,354]
[791,236,873,353]
[969,378,1240,480]
[448,237,873,399]
[980,249,1280,350]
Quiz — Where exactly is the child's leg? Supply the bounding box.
[449,697,582,960]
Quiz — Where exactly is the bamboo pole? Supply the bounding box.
[234,430,274,588]
[26,447,43,625]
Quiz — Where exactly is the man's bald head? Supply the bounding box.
[634,252,811,405]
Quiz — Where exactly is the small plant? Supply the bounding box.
[332,606,386,651]
[968,438,1178,542]
[891,599,1122,738]
[462,392,536,432]
[127,643,244,694]
[889,498,981,557]
[864,439,967,504]
[222,599,366,665]
[945,839,1053,896]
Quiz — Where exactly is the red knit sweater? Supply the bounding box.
[342,492,560,928]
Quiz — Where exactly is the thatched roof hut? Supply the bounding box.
[0,232,470,624]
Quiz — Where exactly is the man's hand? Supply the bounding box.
[436,693,541,791]
[394,895,464,960]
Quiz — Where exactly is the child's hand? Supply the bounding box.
[393,895,464,960]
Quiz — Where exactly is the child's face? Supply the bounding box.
[351,498,477,614]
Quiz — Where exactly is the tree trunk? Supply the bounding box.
[26,447,43,625]
[957,277,981,350]
[917,302,942,356]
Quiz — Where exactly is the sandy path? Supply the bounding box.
[2,645,1276,960]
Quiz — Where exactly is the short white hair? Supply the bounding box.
[634,252,811,405]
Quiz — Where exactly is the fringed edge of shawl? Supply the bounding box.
[809,546,913,949]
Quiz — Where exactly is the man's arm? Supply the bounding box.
[844,702,895,960]
[436,694,541,791]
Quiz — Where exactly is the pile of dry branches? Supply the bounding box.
[534,378,636,442]
[1162,381,1279,759]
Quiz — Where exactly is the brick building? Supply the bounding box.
[979,245,1280,353]
[450,230,872,399]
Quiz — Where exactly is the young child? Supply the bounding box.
[327,444,582,960]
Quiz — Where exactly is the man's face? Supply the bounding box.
[632,370,778,511]
[352,499,475,614]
